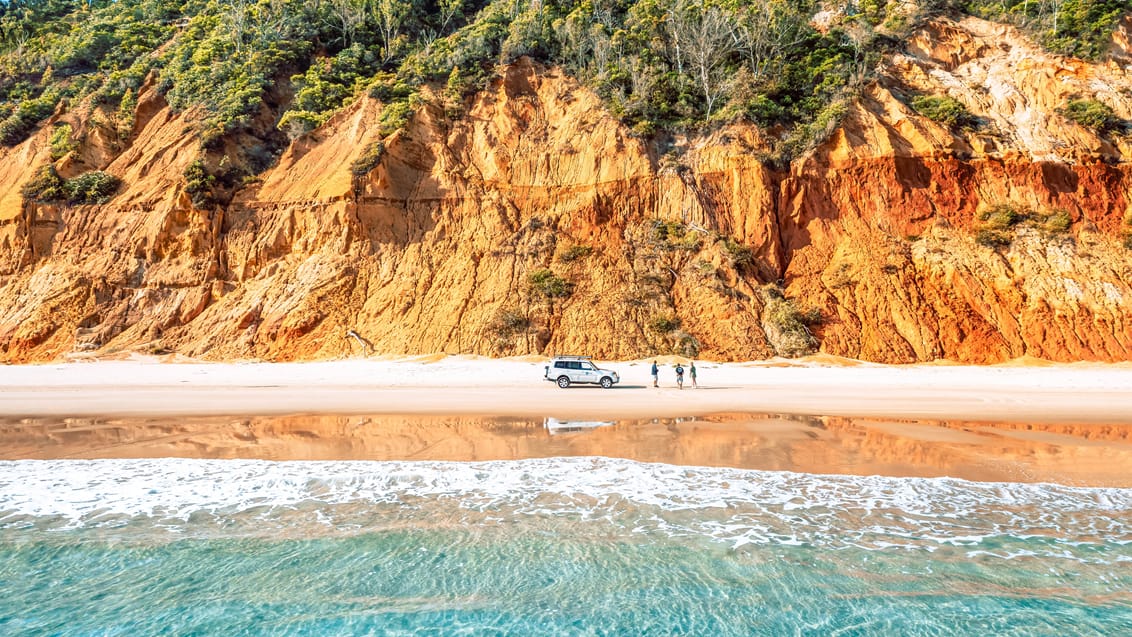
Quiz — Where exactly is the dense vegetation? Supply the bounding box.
[974,203,1074,247]
[0,0,1127,165]
[20,165,120,203]
[1059,97,1123,133]
[911,94,978,130]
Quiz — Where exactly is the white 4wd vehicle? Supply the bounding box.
[545,356,620,389]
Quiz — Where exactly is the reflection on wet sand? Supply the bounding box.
[1,413,1130,487]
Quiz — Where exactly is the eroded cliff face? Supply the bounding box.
[0,16,1130,363]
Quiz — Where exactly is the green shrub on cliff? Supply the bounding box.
[157,2,311,139]
[116,88,137,140]
[183,159,216,208]
[350,141,386,176]
[975,228,1010,247]
[1059,98,1121,134]
[759,284,818,358]
[975,204,1072,239]
[1036,208,1072,234]
[979,204,1027,230]
[911,95,977,130]
[558,244,593,263]
[719,236,754,269]
[490,308,530,338]
[0,91,58,146]
[648,314,681,334]
[974,203,1076,246]
[652,220,703,252]
[378,98,415,138]
[21,165,66,202]
[975,203,1028,246]
[528,268,572,299]
[21,167,119,204]
[49,123,75,160]
[64,171,120,204]
[278,44,379,138]
[774,99,850,162]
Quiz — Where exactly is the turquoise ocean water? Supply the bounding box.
[1,457,1130,635]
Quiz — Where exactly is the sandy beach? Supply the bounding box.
[2,354,1132,423]
[3,355,1132,486]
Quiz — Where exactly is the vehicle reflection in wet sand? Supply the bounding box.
[544,418,615,434]
[1,413,1130,486]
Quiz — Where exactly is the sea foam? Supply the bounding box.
[1,458,1130,557]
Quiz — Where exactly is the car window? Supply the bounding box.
[554,361,568,369]
[581,362,594,370]
[569,361,583,370]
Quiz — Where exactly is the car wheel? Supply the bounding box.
[600,376,613,389]
[557,376,570,388]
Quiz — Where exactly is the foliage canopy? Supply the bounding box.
[0,0,1126,156]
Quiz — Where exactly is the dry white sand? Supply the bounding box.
[2,354,1131,423]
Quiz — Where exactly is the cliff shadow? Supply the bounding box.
[1037,161,1079,195]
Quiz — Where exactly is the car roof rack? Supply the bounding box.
[552,355,592,360]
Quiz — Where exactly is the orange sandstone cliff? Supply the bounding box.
[0,17,1130,364]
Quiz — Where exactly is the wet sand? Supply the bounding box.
[3,413,1131,487]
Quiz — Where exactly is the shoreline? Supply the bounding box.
[3,356,1132,487]
[1,356,1132,423]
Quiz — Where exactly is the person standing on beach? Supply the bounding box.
[651,360,659,387]
[689,361,697,388]
[675,363,684,389]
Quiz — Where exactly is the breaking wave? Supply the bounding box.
[2,458,1129,558]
